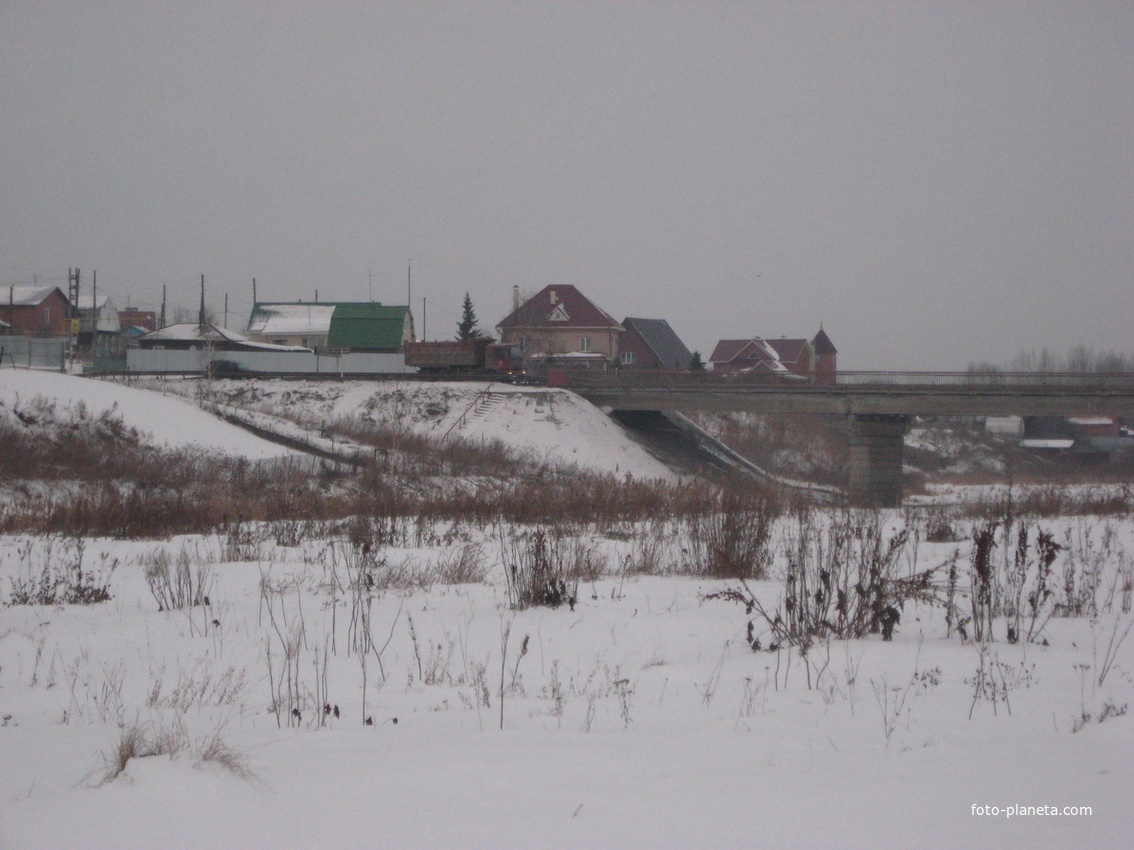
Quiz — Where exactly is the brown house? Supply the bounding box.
[709,327,836,383]
[118,306,158,333]
[619,317,694,370]
[2,286,72,336]
[496,285,623,369]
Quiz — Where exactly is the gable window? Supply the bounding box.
[620,350,635,365]
[579,336,591,353]
[548,304,570,322]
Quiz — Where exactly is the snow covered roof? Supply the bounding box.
[247,303,337,337]
[1022,439,1075,450]
[4,286,66,307]
[138,323,311,352]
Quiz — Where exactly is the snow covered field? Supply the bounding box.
[1,370,1133,848]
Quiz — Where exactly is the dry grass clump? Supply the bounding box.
[100,719,252,784]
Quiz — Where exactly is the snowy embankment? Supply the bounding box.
[0,370,296,461]
[142,377,676,479]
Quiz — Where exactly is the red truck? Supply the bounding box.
[404,339,526,379]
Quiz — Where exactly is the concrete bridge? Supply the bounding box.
[563,371,1134,507]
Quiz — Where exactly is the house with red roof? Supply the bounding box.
[709,327,837,383]
[496,285,623,369]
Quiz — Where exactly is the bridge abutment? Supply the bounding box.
[847,415,911,507]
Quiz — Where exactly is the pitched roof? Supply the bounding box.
[622,318,693,369]
[137,323,310,351]
[812,327,837,355]
[708,339,752,364]
[4,286,67,307]
[765,338,809,364]
[247,302,338,336]
[708,337,790,372]
[496,285,622,332]
[326,304,411,350]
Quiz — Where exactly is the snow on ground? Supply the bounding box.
[0,369,297,461]
[141,377,676,479]
[1,519,1133,848]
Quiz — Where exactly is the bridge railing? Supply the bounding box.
[836,371,1134,388]
[561,369,1134,391]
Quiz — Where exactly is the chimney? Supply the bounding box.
[549,288,558,304]
[513,285,520,311]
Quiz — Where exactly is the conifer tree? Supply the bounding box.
[456,292,481,341]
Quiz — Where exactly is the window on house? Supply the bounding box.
[579,336,591,352]
[620,350,636,365]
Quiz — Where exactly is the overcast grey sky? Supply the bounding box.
[2,2,1131,369]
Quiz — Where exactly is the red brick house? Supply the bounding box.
[496,285,623,369]
[709,327,836,382]
[2,286,72,336]
[619,317,694,370]
[118,306,158,333]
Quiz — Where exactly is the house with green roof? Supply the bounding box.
[246,302,414,353]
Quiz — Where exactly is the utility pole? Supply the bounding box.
[407,260,411,309]
[252,277,257,306]
[198,275,206,331]
[91,270,97,354]
[224,293,228,330]
[160,285,166,330]
[422,296,426,341]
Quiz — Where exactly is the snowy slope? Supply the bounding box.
[151,378,676,479]
[0,369,296,460]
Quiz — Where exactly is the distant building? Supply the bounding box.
[246,302,414,353]
[709,327,836,383]
[135,322,311,352]
[74,293,121,357]
[496,285,623,370]
[1,286,71,336]
[619,317,693,370]
[118,306,158,334]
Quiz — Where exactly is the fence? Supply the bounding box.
[0,337,69,372]
[125,348,415,376]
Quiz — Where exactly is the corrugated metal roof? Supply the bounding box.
[247,303,337,336]
[327,304,411,350]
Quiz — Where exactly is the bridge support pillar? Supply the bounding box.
[847,415,910,508]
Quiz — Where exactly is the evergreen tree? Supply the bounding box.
[456,292,481,341]
[689,350,706,371]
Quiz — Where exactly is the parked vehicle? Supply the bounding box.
[403,338,527,379]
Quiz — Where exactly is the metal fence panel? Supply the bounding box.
[0,337,68,371]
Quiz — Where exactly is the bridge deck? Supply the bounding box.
[564,372,1134,417]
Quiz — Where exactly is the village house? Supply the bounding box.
[709,327,837,383]
[118,306,158,334]
[618,317,694,370]
[74,292,122,358]
[496,285,623,370]
[2,286,71,336]
[246,302,414,353]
